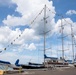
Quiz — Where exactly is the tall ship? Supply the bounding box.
[1,4,76,69]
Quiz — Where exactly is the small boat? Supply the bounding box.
[21,63,44,69]
[74,57,76,67]
[0,60,22,70]
[44,55,68,67]
[15,59,44,69]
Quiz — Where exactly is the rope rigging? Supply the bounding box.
[0,6,45,52]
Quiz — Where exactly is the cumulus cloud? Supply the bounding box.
[0,26,39,52]
[27,43,36,50]
[54,18,75,36]
[0,26,12,44]
[11,0,54,16]
[3,0,56,36]
[14,43,36,52]
[3,0,55,26]
[1,0,76,63]
[3,15,29,27]
[66,10,76,15]
[21,28,39,41]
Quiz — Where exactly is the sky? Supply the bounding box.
[0,0,76,64]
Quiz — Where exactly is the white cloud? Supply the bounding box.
[0,52,22,64]
[28,43,36,50]
[54,18,74,36]
[0,52,41,64]
[0,26,39,52]
[3,0,55,26]
[1,0,76,63]
[3,15,29,27]
[0,26,12,44]
[11,0,54,16]
[15,43,36,52]
[66,10,76,15]
[21,28,39,41]
[3,0,56,36]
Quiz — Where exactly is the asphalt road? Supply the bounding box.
[4,67,76,75]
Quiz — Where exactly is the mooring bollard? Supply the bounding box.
[0,70,4,75]
[19,67,22,73]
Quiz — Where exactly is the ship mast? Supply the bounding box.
[61,19,64,59]
[59,18,65,60]
[70,24,74,63]
[61,18,64,60]
[43,4,46,65]
[59,18,68,60]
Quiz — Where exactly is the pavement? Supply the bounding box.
[4,67,76,75]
